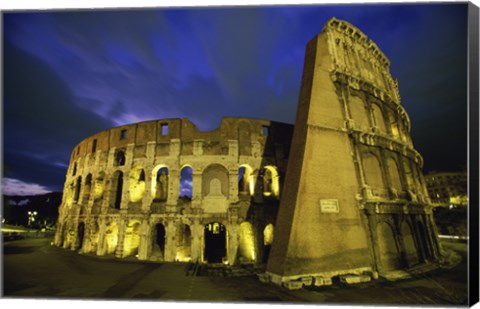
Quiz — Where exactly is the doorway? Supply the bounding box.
[204,222,226,263]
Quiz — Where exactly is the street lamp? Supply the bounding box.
[27,211,38,226]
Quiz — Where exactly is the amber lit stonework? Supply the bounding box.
[54,117,292,264]
[265,18,441,287]
[55,18,440,286]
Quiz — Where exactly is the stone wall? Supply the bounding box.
[266,18,441,285]
[54,117,293,264]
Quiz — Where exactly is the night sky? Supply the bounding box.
[3,3,469,195]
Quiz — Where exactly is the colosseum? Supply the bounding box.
[54,18,441,285]
[54,116,292,265]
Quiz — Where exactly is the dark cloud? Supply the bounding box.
[4,41,114,191]
[2,4,470,194]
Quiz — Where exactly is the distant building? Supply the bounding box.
[425,171,468,207]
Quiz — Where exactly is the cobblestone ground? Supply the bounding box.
[2,237,469,306]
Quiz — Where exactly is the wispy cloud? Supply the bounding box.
[2,178,51,196]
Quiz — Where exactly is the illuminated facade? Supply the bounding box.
[266,18,441,287]
[55,18,441,286]
[54,117,292,264]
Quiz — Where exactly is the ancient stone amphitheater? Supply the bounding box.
[54,117,292,264]
[55,18,441,284]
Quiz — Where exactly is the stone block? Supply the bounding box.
[300,276,313,286]
[339,274,371,284]
[282,281,303,290]
[313,276,333,286]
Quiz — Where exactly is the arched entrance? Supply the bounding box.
[104,221,119,255]
[175,224,192,262]
[123,221,141,257]
[75,222,85,250]
[377,221,400,271]
[151,223,166,261]
[238,222,255,263]
[204,222,226,263]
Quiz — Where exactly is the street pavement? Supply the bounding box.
[1,237,469,306]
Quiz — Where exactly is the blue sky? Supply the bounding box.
[3,3,469,195]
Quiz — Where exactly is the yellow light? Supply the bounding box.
[264,224,274,245]
[93,181,104,199]
[239,222,256,261]
[129,181,145,203]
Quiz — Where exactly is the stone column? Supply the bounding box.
[163,221,175,262]
[191,170,202,207]
[228,169,239,203]
[227,223,239,265]
[137,219,150,260]
[115,218,126,258]
[190,221,203,262]
[142,170,153,212]
[167,169,180,206]
[96,218,106,256]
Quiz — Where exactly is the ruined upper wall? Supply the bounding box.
[69,117,293,163]
[323,18,410,130]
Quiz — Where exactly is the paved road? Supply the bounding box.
[2,237,469,305]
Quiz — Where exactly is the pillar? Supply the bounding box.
[115,218,126,258]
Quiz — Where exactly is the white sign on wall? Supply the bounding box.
[320,199,339,213]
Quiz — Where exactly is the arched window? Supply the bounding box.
[153,166,169,201]
[129,168,146,203]
[83,174,93,201]
[362,154,384,188]
[372,104,386,132]
[114,150,126,166]
[112,171,123,209]
[387,157,402,191]
[94,172,105,200]
[179,166,192,199]
[261,166,280,198]
[74,176,82,203]
[72,162,77,176]
[349,95,370,129]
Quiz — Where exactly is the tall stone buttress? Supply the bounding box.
[266,18,440,284]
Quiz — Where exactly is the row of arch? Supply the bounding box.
[68,164,281,210]
[60,219,275,264]
[361,150,426,197]
[347,93,410,145]
[376,216,439,272]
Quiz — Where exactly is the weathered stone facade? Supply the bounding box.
[54,117,292,264]
[265,18,441,285]
[55,18,441,284]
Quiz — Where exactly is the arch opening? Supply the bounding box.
[238,222,256,263]
[75,222,85,251]
[175,224,192,262]
[238,165,254,196]
[74,176,82,203]
[150,223,166,261]
[263,224,274,263]
[129,168,146,203]
[153,167,169,201]
[377,221,400,271]
[112,171,123,209]
[179,166,193,200]
[104,221,119,255]
[204,222,226,263]
[123,221,141,257]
